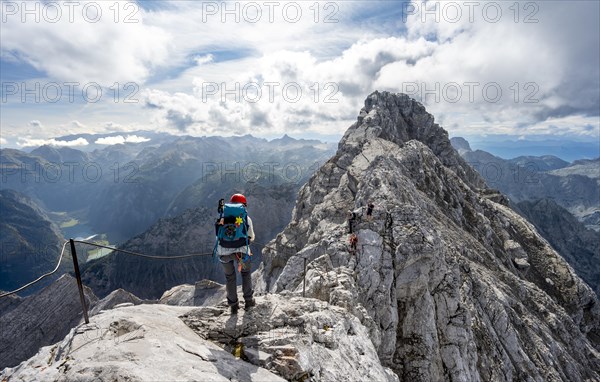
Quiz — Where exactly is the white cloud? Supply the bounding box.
[144,1,375,61]
[141,36,438,136]
[95,135,150,145]
[194,54,214,66]
[445,114,600,138]
[1,1,598,141]
[387,1,600,129]
[524,115,600,137]
[0,137,7,145]
[129,1,598,140]
[17,137,89,147]
[2,1,170,85]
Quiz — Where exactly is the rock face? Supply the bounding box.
[0,292,22,317]
[0,274,97,369]
[515,198,600,295]
[451,138,600,295]
[449,137,472,155]
[89,288,150,316]
[255,91,600,381]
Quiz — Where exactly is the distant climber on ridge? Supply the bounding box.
[214,193,256,314]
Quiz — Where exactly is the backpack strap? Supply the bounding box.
[213,198,226,260]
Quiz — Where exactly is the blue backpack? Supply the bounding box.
[215,202,250,253]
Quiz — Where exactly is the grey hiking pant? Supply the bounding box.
[221,254,253,305]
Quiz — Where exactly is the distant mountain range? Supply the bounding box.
[460,136,599,162]
[0,133,335,295]
[451,137,600,231]
[2,130,597,302]
[1,133,335,241]
[81,177,302,299]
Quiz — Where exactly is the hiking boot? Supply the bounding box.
[230,302,239,315]
[244,298,256,310]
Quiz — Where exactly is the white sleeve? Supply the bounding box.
[247,216,255,242]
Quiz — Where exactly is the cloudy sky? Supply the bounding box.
[0,0,598,148]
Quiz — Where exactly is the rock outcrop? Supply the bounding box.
[159,279,227,307]
[0,278,155,370]
[2,294,396,381]
[2,304,286,382]
[181,294,398,381]
[255,91,600,381]
[89,288,150,316]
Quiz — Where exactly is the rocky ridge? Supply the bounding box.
[2,288,395,381]
[255,91,600,381]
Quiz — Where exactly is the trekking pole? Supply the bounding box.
[303,257,307,297]
[70,239,89,324]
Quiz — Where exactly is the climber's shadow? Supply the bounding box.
[207,308,269,381]
[206,345,267,381]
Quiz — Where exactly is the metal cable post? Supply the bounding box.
[70,239,89,324]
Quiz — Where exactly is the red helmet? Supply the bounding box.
[230,193,247,205]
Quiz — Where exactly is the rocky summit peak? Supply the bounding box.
[339,91,483,189]
[255,91,600,380]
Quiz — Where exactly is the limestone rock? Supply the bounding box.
[2,304,285,382]
[516,198,600,295]
[180,294,399,382]
[255,91,600,381]
[89,288,149,316]
[160,279,226,306]
[512,257,531,270]
[0,274,97,369]
[0,292,22,317]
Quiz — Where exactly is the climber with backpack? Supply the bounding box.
[214,193,256,314]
